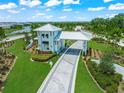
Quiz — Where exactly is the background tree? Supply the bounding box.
[99,53,115,75]
[84,13,124,41]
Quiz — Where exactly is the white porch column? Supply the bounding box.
[37,31,42,51]
[82,40,87,55]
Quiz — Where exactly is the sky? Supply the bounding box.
[0,0,124,22]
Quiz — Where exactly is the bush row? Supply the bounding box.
[31,54,56,62]
[87,61,122,93]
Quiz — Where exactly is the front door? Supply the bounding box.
[42,41,49,51]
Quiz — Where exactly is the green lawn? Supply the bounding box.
[3,39,114,93]
[88,40,113,52]
[75,58,103,93]
[88,40,124,56]
[3,39,60,93]
[4,28,22,34]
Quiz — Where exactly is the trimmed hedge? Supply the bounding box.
[31,53,56,62]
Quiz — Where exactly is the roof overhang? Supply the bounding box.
[34,24,62,32]
[59,32,92,41]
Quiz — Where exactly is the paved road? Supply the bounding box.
[0,34,31,44]
[37,41,83,93]
[6,26,31,36]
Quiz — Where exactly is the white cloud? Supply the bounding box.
[59,16,67,19]
[88,7,106,11]
[45,15,53,19]
[109,14,117,18]
[103,0,113,3]
[8,10,20,14]
[63,8,72,11]
[20,0,41,7]
[108,3,124,10]
[46,8,51,11]
[98,13,118,18]
[45,0,62,7]
[105,13,117,18]
[20,8,26,10]
[77,17,86,20]
[44,0,80,7]
[7,7,26,14]
[33,13,46,18]
[75,11,79,14]
[37,13,46,16]
[0,2,17,10]
[63,0,80,5]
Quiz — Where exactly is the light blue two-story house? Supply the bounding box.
[34,24,65,54]
[35,24,93,55]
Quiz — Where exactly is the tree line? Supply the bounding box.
[30,13,124,42]
[84,13,124,41]
[1,13,124,41]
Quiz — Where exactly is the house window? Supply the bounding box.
[42,34,44,38]
[46,34,49,38]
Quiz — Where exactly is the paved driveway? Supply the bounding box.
[37,41,83,93]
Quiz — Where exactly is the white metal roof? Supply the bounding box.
[60,31,92,40]
[80,30,93,40]
[34,24,62,32]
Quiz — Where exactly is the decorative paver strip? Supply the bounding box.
[37,41,82,93]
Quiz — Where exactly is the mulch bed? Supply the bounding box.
[0,42,16,93]
[84,48,103,61]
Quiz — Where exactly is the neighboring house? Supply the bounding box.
[34,24,93,54]
[34,24,65,54]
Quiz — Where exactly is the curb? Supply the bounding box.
[71,50,81,93]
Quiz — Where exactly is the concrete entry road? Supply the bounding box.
[37,41,83,93]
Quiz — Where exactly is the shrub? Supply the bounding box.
[113,73,122,84]
[87,61,98,76]
[31,53,56,62]
[106,84,118,93]
[96,73,112,89]
[87,60,122,93]
[99,53,115,75]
